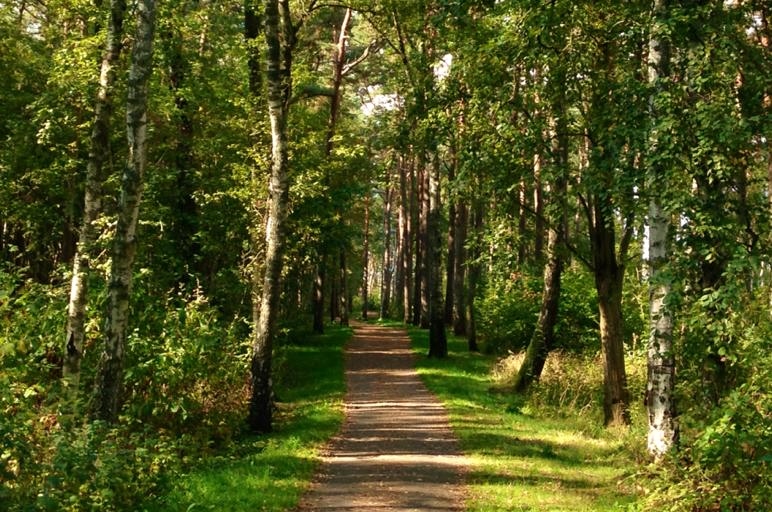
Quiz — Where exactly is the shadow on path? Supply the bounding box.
[297,323,469,511]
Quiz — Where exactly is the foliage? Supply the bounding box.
[478,267,609,354]
[154,326,349,512]
[1,263,350,511]
[638,288,772,511]
[0,270,235,510]
[476,269,541,354]
[1,0,771,508]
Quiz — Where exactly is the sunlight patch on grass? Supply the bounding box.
[408,326,639,512]
[153,326,351,512]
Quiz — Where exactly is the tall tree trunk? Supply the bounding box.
[646,0,677,459]
[313,255,325,333]
[362,195,370,320]
[419,158,430,329]
[248,0,292,433]
[325,7,350,155]
[245,0,268,338]
[339,249,349,326]
[394,157,407,320]
[514,223,563,392]
[532,70,545,261]
[403,156,414,323]
[330,264,339,322]
[466,199,484,352]
[514,95,568,392]
[92,0,155,423]
[380,187,393,318]
[533,152,544,261]
[592,209,631,427]
[314,6,351,331]
[517,178,528,264]
[452,201,468,336]
[428,154,447,357]
[64,0,126,397]
[445,177,456,325]
[412,161,424,326]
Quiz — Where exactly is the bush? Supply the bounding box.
[0,267,250,511]
[478,268,600,354]
[639,289,772,511]
[477,271,541,354]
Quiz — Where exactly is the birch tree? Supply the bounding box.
[645,0,677,459]
[92,0,156,422]
[248,0,292,433]
[63,0,126,398]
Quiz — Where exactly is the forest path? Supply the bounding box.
[296,321,469,511]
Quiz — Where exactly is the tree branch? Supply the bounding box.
[342,39,380,76]
[289,83,335,104]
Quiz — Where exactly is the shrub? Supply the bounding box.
[478,268,600,355]
[639,289,772,511]
[0,267,250,511]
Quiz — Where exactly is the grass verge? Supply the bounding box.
[151,325,351,512]
[408,327,641,512]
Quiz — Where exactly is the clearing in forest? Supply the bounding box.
[297,322,469,511]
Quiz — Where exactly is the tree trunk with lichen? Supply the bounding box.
[64,0,126,402]
[646,0,677,459]
[92,0,155,423]
[248,0,291,433]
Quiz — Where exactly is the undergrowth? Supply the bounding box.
[409,327,644,511]
[0,268,349,511]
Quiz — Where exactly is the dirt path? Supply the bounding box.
[297,322,469,511]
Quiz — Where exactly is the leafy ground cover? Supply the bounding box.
[151,325,350,512]
[405,324,643,512]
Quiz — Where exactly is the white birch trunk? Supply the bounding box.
[92,0,156,422]
[64,0,126,399]
[646,0,677,459]
[248,0,291,433]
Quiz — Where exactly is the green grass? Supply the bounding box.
[407,327,641,512]
[151,325,351,512]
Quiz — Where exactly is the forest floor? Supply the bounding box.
[296,321,469,511]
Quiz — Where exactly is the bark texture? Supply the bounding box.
[248,0,291,433]
[92,0,155,423]
[593,215,631,427]
[646,0,677,459]
[64,0,126,396]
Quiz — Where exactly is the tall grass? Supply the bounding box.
[409,327,646,511]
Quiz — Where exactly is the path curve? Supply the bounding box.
[297,322,468,511]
